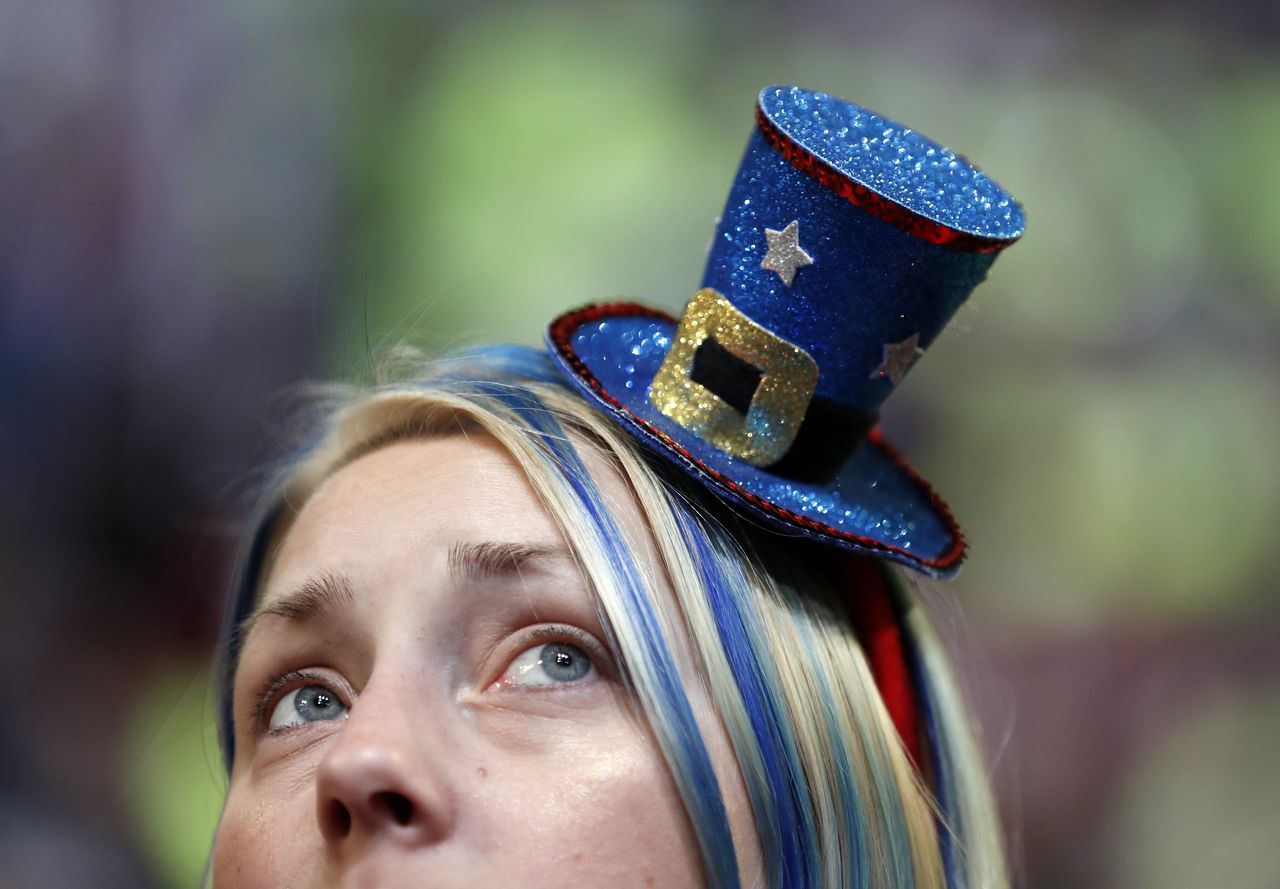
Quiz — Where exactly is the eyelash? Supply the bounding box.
[250,669,337,735]
[247,624,614,735]
[488,624,615,690]
[505,625,612,674]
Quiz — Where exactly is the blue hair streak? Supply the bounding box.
[458,372,743,889]
[674,501,928,889]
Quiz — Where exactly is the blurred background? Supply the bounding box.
[2,0,1278,885]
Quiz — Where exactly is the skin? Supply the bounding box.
[214,434,759,888]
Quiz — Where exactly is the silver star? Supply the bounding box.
[760,220,813,287]
[870,333,924,386]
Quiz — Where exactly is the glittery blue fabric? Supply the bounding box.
[758,86,1025,240]
[704,128,997,410]
[549,315,959,576]
[545,86,1024,576]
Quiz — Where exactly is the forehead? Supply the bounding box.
[264,435,563,594]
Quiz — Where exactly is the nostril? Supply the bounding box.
[326,799,352,839]
[372,790,414,826]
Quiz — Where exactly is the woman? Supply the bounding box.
[213,86,1024,889]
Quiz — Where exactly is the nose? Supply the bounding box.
[314,679,455,850]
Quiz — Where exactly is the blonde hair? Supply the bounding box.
[221,346,1008,889]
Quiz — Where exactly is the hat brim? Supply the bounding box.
[546,303,966,578]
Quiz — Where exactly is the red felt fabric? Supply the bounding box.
[842,554,924,770]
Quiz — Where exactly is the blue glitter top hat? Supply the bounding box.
[546,86,1024,577]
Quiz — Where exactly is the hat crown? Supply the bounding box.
[698,86,1024,421]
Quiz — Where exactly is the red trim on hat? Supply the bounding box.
[547,303,967,574]
[754,104,1015,255]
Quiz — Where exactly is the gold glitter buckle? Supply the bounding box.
[649,289,819,466]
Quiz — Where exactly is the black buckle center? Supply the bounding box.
[689,336,762,415]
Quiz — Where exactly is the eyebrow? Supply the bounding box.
[447,540,572,582]
[239,571,355,641]
[238,541,573,642]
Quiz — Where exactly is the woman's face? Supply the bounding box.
[214,434,756,887]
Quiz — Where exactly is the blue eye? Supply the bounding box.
[503,642,595,687]
[268,683,349,731]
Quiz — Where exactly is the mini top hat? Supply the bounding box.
[547,86,1024,578]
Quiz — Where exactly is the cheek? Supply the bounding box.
[477,728,706,887]
[212,779,320,889]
